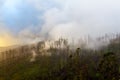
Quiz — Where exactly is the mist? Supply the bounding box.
[0,0,120,47]
[0,1,120,79]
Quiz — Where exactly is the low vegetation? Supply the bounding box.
[0,35,120,80]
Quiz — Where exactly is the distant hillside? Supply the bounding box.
[0,45,19,52]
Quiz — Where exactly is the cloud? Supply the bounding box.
[0,0,120,47]
[18,25,43,44]
[0,0,40,32]
[38,0,120,40]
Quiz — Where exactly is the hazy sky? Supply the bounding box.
[0,0,120,46]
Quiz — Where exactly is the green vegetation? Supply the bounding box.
[0,37,120,80]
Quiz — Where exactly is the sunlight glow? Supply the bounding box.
[0,34,19,47]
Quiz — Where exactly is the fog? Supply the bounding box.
[0,0,120,47]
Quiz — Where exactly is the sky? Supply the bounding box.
[0,0,120,47]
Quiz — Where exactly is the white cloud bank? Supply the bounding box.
[30,0,120,40]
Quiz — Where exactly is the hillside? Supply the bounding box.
[0,37,119,80]
[0,45,20,52]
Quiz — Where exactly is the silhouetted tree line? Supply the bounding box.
[0,35,119,80]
